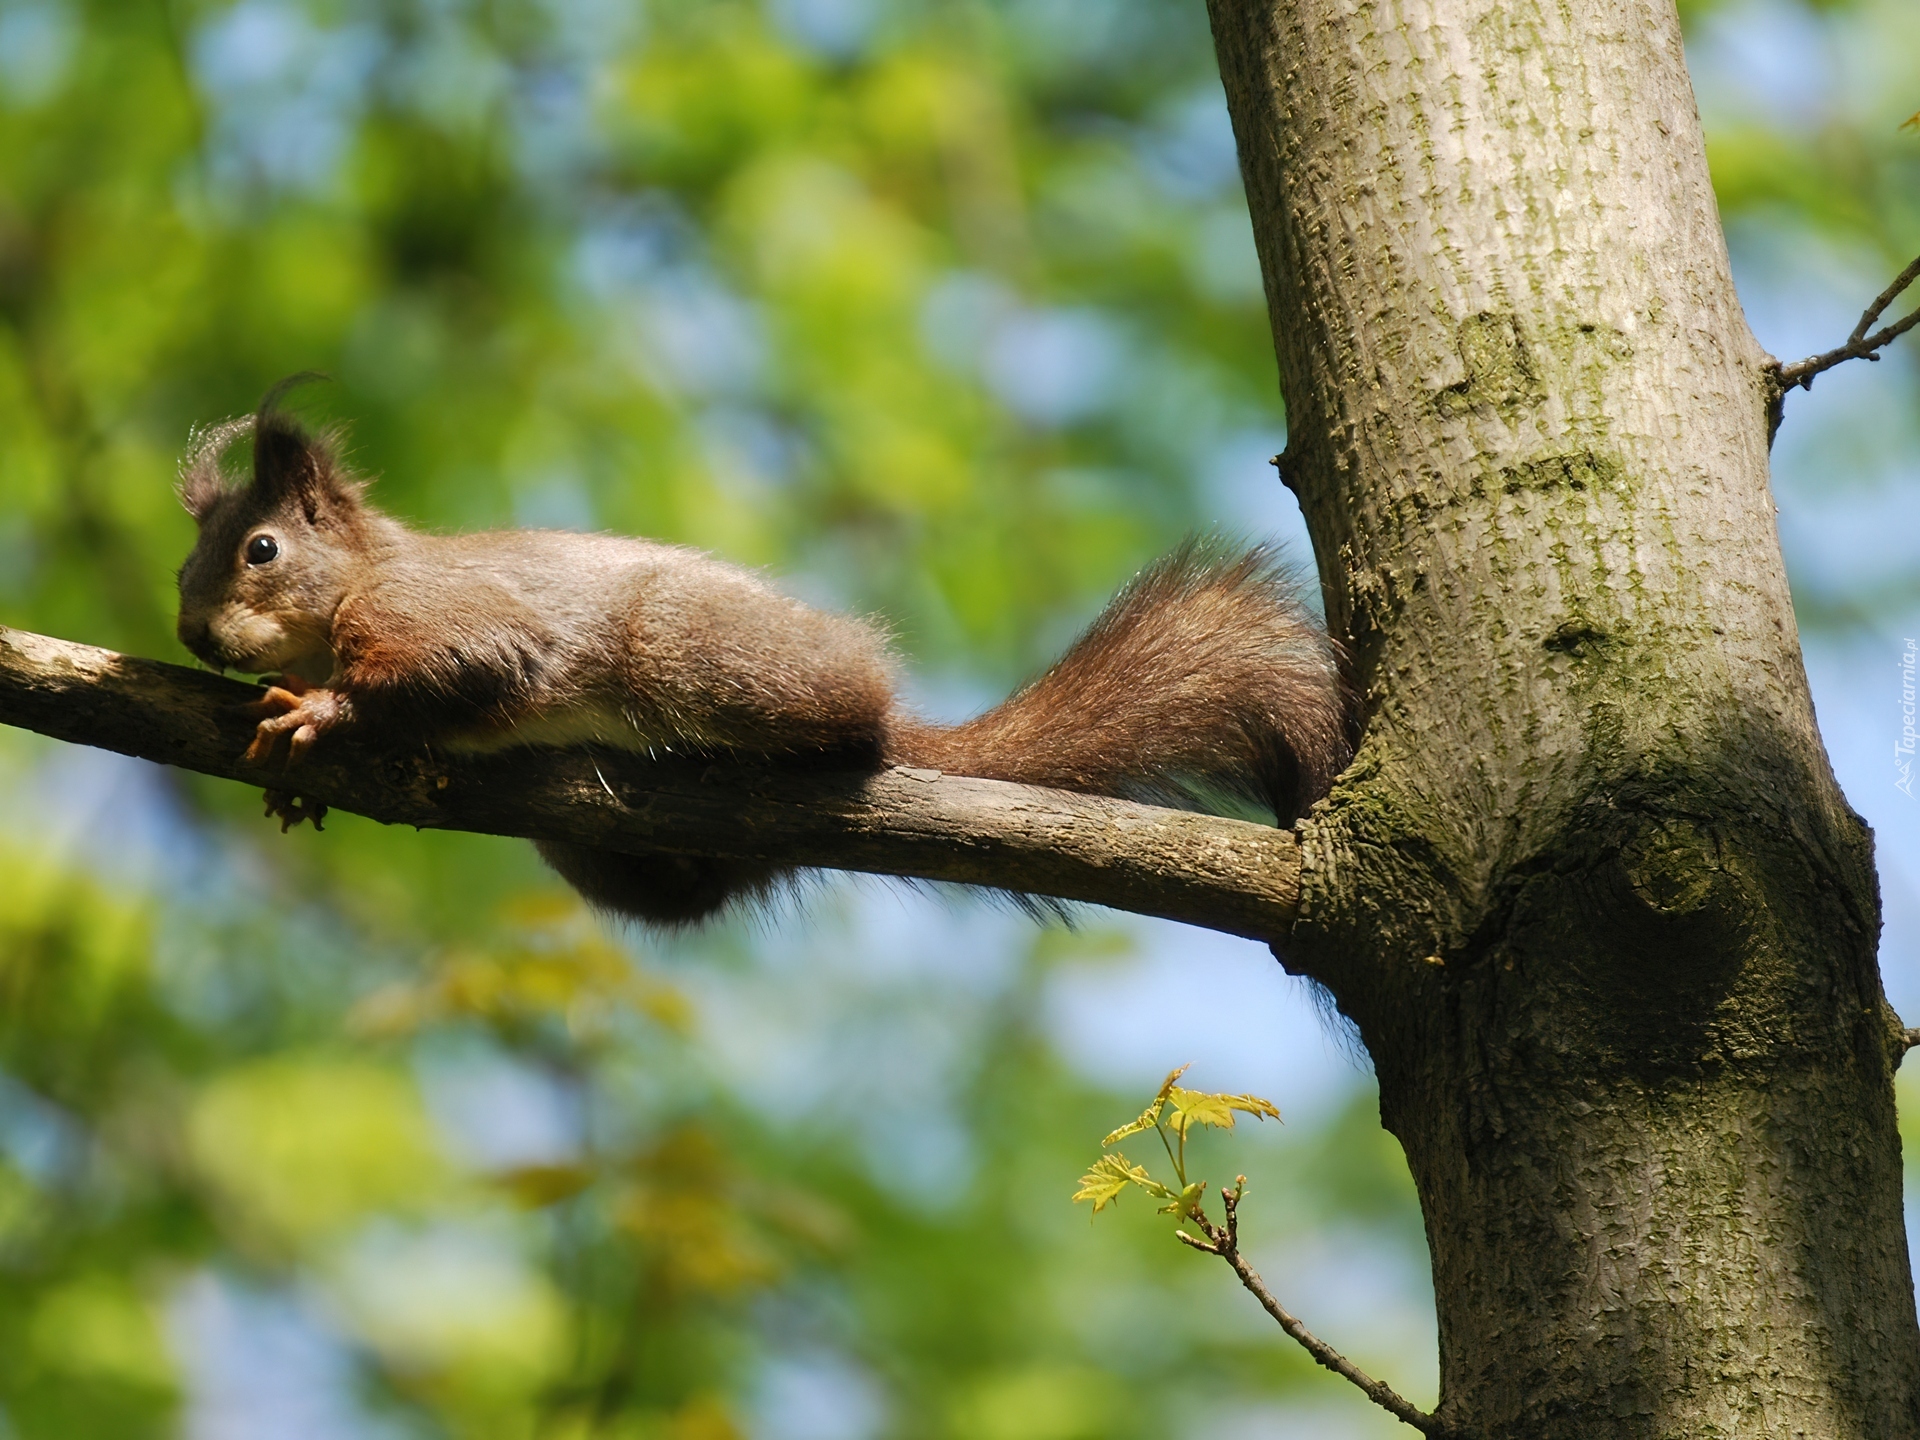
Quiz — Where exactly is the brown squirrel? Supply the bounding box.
[174,391,1354,925]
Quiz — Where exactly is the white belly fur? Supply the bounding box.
[438,702,680,756]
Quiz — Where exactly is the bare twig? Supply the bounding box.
[1901,1027,1920,1055]
[0,625,1304,940]
[1179,1183,1457,1438]
[1767,252,1920,439]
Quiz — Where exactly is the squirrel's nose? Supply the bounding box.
[178,616,219,667]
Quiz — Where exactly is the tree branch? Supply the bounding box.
[1766,251,1920,439]
[0,626,1302,940]
[1181,1185,1457,1437]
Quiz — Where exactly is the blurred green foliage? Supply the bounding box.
[0,0,1914,1435]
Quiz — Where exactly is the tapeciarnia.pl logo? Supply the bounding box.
[1899,638,1917,797]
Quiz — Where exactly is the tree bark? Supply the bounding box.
[1207,0,1920,1434]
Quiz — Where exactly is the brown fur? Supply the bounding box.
[176,391,1354,927]
[888,541,1352,825]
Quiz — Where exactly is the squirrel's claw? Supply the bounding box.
[241,684,306,724]
[285,724,322,764]
[243,710,299,765]
[242,683,346,767]
[262,789,328,832]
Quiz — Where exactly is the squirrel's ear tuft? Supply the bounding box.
[176,415,255,522]
[252,374,358,521]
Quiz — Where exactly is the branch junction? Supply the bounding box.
[1766,249,1920,436]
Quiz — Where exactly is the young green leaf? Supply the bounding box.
[1156,1180,1207,1217]
[1164,1086,1283,1136]
[1165,1087,1236,1133]
[1102,1100,1164,1147]
[1154,1064,1192,1097]
[1073,1153,1171,1213]
[1101,1063,1201,1144]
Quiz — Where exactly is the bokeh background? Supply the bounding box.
[0,0,1914,1435]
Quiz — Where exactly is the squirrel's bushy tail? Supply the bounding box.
[887,542,1354,825]
[550,543,1352,929]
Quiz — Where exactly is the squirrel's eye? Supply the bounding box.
[245,534,280,566]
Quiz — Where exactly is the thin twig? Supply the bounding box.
[1180,1184,1457,1438]
[1767,251,1920,439]
[1901,1027,1920,1055]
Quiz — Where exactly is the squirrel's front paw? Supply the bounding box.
[243,682,348,766]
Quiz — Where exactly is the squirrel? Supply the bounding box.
[174,390,1356,925]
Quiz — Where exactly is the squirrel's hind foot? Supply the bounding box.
[262,789,328,832]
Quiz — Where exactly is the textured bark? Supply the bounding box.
[1207,0,1919,1434]
[0,626,1301,939]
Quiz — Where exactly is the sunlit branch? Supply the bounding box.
[1178,1184,1458,1438]
[1766,251,1920,439]
[0,626,1303,941]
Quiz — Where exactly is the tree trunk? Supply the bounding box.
[1206,0,1920,1434]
